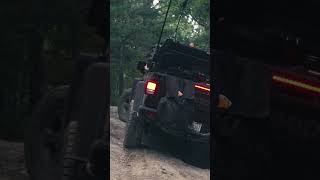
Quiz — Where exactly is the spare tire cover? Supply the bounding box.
[157,97,195,130]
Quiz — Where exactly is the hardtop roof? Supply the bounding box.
[155,39,209,63]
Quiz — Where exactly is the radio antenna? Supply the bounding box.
[156,0,173,51]
[173,0,189,41]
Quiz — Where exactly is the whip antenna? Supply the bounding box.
[156,0,173,51]
[174,0,189,41]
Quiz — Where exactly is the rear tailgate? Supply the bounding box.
[162,74,210,133]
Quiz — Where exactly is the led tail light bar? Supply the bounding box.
[272,71,320,96]
[195,83,210,93]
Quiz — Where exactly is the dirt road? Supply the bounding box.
[0,106,209,180]
[110,106,210,180]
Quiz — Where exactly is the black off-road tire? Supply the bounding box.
[117,88,132,122]
[62,123,107,180]
[62,121,79,179]
[123,112,143,148]
[187,142,210,169]
[62,63,108,180]
[62,121,95,180]
[24,85,69,180]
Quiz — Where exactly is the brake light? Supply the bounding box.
[272,70,320,96]
[145,80,158,95]
[195,83,210,92]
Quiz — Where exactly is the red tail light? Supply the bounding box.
[145,80,158,95]
[272,70,320,97]
[195,83,210,93]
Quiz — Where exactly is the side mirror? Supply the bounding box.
[137,61,147,74]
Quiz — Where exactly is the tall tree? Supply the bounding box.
[110,0,209,103]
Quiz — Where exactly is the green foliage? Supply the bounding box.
[110,0,209,103]
[0,0,209,139]
[0,0,104,140]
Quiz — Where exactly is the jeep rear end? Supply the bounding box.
[137,40,210,143]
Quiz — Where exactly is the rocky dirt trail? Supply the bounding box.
[0,106,210,180]
[110,106,210,180]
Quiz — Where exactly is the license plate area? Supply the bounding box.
[189,121,202,132]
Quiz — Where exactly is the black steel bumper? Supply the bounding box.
[138,105,210,143]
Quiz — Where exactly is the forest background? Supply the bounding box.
[0,0,208,139]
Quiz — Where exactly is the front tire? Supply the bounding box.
[117,88,132,122]
[123,112,143,148]
[62,63,108,180]
[62,121,83,180]
[24,86,69,180]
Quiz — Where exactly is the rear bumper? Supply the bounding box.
[138,105,210,143]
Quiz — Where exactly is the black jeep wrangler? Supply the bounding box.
[123,39,210,148]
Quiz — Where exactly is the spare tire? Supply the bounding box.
[117,88,132,122]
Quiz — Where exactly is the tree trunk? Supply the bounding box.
[71,22,80,62]
[118,43,124,96]
[29,28,46,109]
